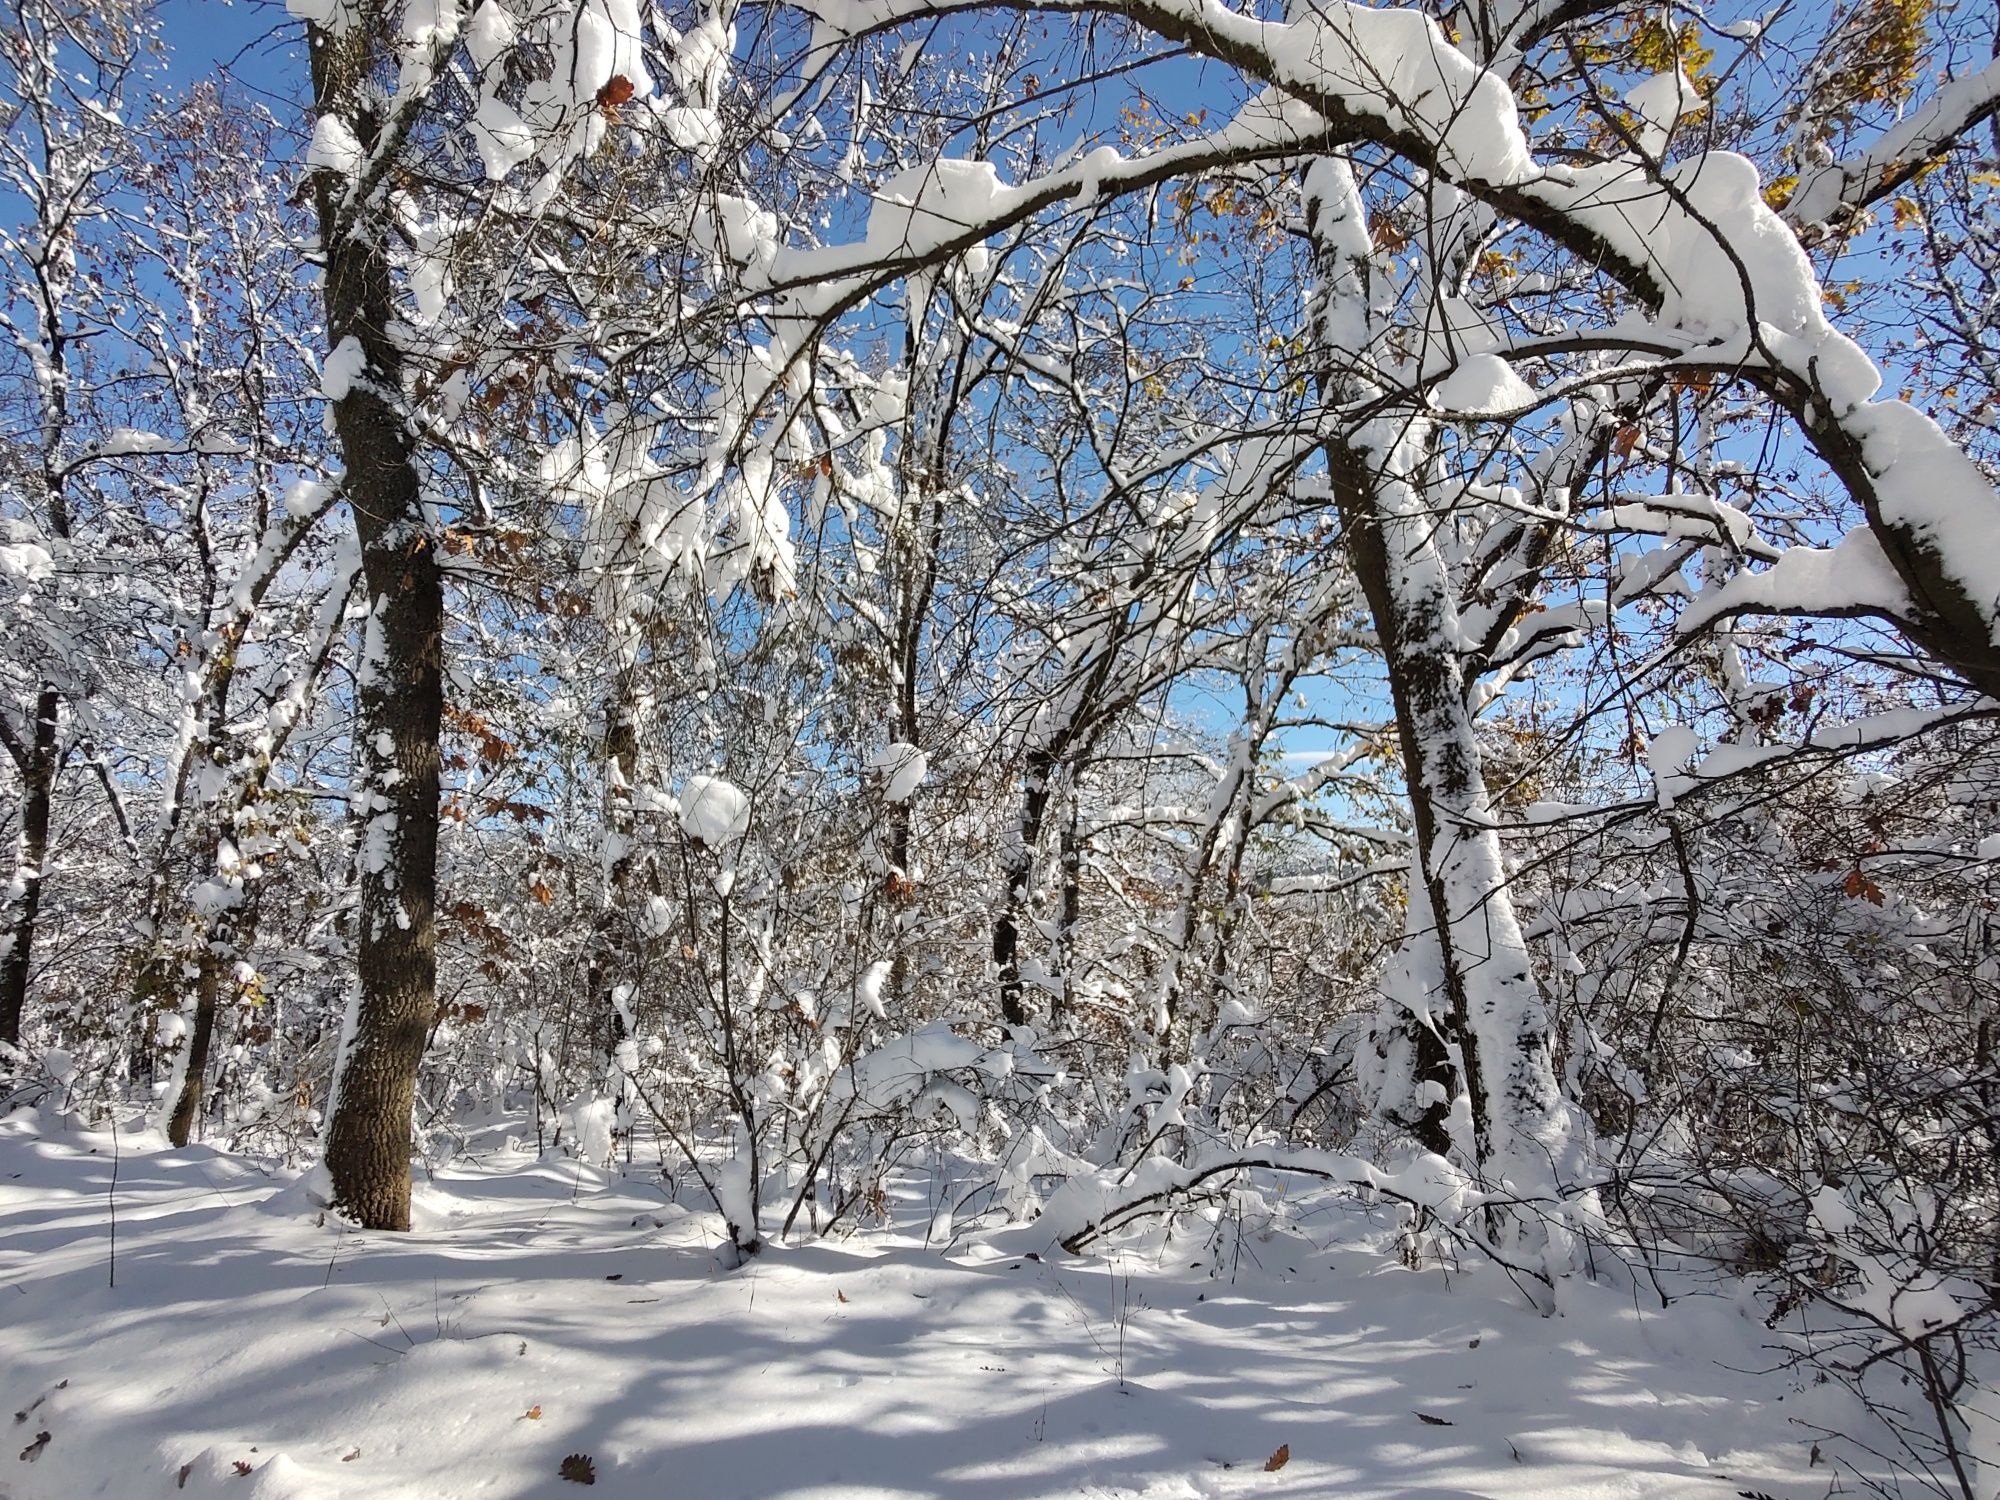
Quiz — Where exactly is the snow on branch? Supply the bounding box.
[1784,57,2000,236]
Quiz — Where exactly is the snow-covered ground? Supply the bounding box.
[1,1111,1874,1499]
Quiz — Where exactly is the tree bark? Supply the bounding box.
[0,685,59,1057]
[1329,432,1579,1263]
[307,16,445,1232]
[165,939,222,1148]
[992,750,1053,1030]
[591,675,641,1069]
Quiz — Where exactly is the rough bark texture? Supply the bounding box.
[1329,457,1456,1159]
[165,941,222,1148]
[0,686,58,1055]
[308,15,445,1233]
[992,751,1053,1031]
[590,678,641,1068]
[1329,434,1576,1224]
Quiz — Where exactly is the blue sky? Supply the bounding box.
[158,0,303,99]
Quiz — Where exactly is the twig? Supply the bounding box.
[107,1112,119,1290]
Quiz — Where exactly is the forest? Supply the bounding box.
[1,0,1997,1494]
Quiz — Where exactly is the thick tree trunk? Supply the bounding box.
[308,20,445,1233]
[0,685,59,1058]
[1330,430,1579,1275]
[1300,159,1567,1190]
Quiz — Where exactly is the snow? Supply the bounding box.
[319,337,367,402]
[1624,68,1701,155]
[1786,56,2000,228]
[1430,354,1537,415]
[91,427,174,457]
[655,105,723,154]
[678,774,750,845]
[469,96,536,181]
[868,157,1019,259]
[0,539,52,582]
[305,114,364,179]
[0,1113,1884,1500]
[286,0,357,32]
[1644,726,1699,809]
[463,0,517,71]
[1679,524,1916,635]
[561,1095,617,1166]
[282,479,334,520]
[569,0,650,103]
[869,741,929,801]
[1844,398,2000,645]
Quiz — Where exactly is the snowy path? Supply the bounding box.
[0,1114,1859,1499]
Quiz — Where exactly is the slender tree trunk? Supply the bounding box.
[592,675,641,1068]
[1051,812,1082,1031]
[165,879,263,1148]
[308,19,445,1232]
[880,487,942,1012]
[165,939,222,1147]
[0,685,59,1057]
[992,751,1053,1030]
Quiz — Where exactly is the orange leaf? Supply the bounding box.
[1264,1443,1290,1472]
[523,1405,542,1421]
[596,75,635,108]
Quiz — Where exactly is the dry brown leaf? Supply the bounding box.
[1264,1443,1290,1472]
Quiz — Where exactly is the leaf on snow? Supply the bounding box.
[1415,1411,1454,1426]
[560,1452,597,1485]
[1263,1443,1290,1471]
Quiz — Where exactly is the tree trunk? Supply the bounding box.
[1330,431,1579,1275]
[592,676,641,1069]
[0,685,59,1058]
[308,20,445,1233]
[165,940,222,1148]
[992,751,1053,1030]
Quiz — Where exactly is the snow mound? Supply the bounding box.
[869,742,930,801]
[678,773,750,845]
